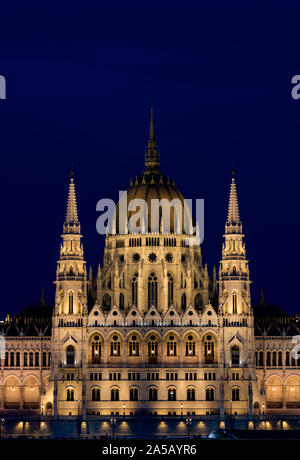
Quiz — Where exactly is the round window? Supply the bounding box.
[94,335,99,341]
[132,311,137,316]
[170,311,175,316]
[207,310,212,316]
[150,311,155,316]
[188,335,193,341]
[132,253,140,263]
[150,335,156,341]
[206,335,212,341]
[149,253,157,263]
[132,335,136,341]
[112,311,118,316]
[165,253,173,263]
[94,311,99,316]
[169,335,174,341]
[188,311,193,316]
[113,335,118,341]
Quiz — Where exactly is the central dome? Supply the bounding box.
[115,108,191,235]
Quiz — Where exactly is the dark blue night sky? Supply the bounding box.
[0,1,299,315]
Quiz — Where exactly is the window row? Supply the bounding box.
[4,351,51,368]
[256,350,300,367]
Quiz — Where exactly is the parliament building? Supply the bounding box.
[1,110,300,422]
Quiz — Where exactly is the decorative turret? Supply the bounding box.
[218,171,251,315]
[54,170,87,316]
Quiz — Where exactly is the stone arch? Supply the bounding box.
[23,375,40,409]
[4,375,20,409]
[266,374,283,408]
[286,374,300,407]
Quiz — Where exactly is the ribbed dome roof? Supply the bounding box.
[114,108,192,235]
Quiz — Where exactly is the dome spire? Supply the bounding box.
[145,104,160,171]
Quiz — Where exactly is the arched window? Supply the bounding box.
[232,388,240,401]
[232,291,237,314]
[148,273,158,307]
[48,352,51,365]
[66,345,75,365]
[272,351,277,367]
[69,291,73,314]
[168,388,176,401]
[204,335,215,363]
[278,351,283,367]
[111,335,121,356]
[181,293,187,309]
[258,351,264,367]
[148,335,158,360]
[35,352,39,367]
[167,335,177,356]
[10,352,14,367]
[4,352,8,367]
[149,388,158,401]
[187,388,195,401]
[16,352,20,367]
[111,388,119,401]
[185,335,195,356]
[130,388,139,401]
[231,345,240,365]
[119,293,124,309]
[92,388,100,401]
[168,273,174,306]
[24,352,28,367]
[129,335,139,356]
[194,293,202,308]
[206,388,215,401]
[29,352,34,367]
[266,351,271,366]
[132,274,138,306]
[91,335,102,364]
[103,294,111,308]
[67,388,74,401]
[42,351,47,367]
[286,351,290,366]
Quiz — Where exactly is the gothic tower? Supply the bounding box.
[43,171,88,417]
[218,171,261,419]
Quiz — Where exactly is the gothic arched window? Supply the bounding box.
[66,345,75,365]
[167,335,177,356]
[129,335,139,356]
[232,291,237,314]
[194,293,202,308]
[69,291,73,314]
[232,387,240,401]
[204,335,215,363]
[67,388,74,401]
[119,293,124,309]
[148,273,158,307]
[91,335,102,364]
[168,273,174,307]
[206,388,214,401]
[111,335,121,356]
[92,388,100,401]
[129,388,139,401]
[103,294,111,308]
[132,273,138,306]
[168,388,176,401]
[149,387,158,401]
[187,388,195,401]
[111,388,119,401]
[185,335,196,356]
[181,292,187,309]
[231,345,240,365]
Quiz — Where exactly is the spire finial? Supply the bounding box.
[226,170,240,226]
[145,103,160,171]
[64,170,80,233]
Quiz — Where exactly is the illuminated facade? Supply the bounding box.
[1,111,300,420]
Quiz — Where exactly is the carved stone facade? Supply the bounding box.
[1,112,300,419]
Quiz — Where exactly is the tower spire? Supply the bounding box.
[226,169,242,234]
[64,169,80,234]
[145,105,160,171]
